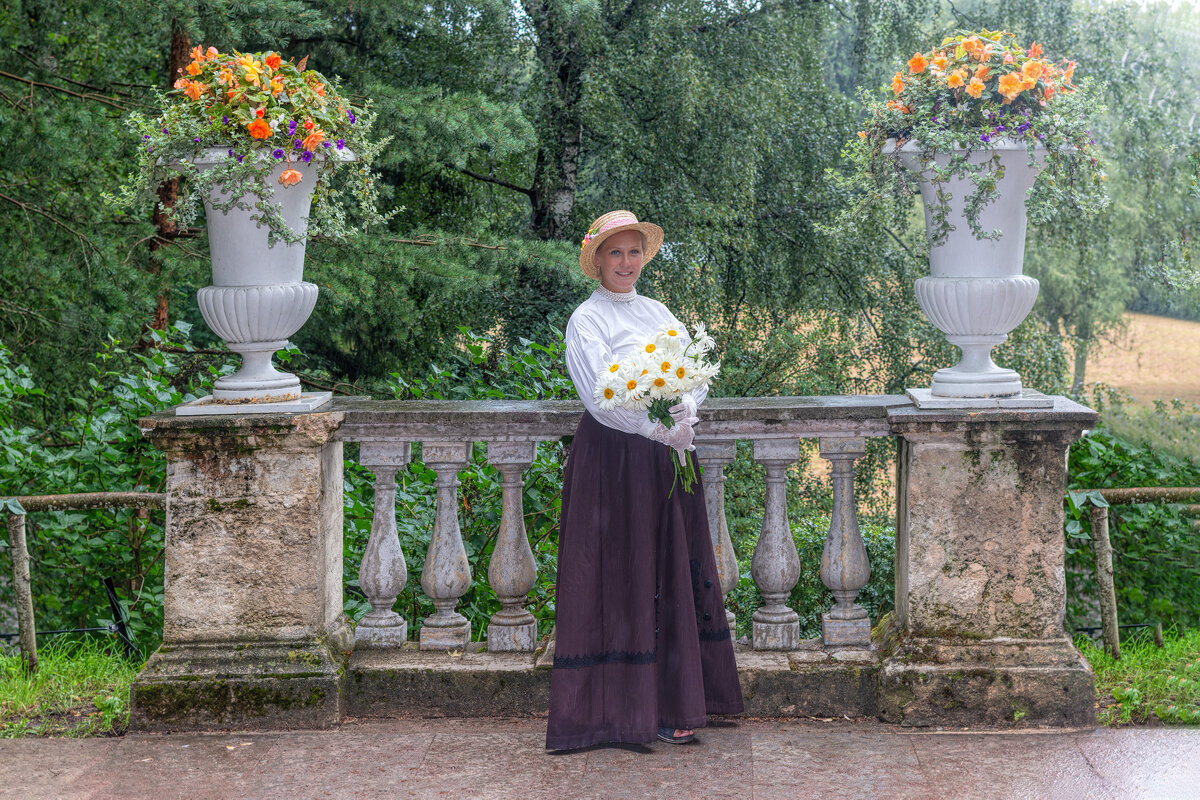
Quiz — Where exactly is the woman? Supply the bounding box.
[545,210,744,751]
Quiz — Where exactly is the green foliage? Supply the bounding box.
[0,328,234,653]
[1065,416,1200,633]
[0,636,141,738]
[1078,628,1200,726]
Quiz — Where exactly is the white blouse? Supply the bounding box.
[564,285,709,437]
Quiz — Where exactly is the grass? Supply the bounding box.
[1088,312,1200,406]
[1078,629,1200,726]
[0,637,142,738]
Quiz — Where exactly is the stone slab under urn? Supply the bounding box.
[175,391,331,416]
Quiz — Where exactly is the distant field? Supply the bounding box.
[1087,312,1200,406]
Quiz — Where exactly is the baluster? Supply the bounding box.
[486,441,539,651]
[819,437,871,647]
[695,440,739,634]
[419,441,473,650]
[751,438,801,650]
[355,442,412,647]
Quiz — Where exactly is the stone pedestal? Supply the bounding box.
[881,399,1098,727]
[130,410,351,731]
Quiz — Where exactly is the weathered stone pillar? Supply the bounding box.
[486,441,538,651]
[695,441,739,634]
[131,411,350,731]
[355,442,412,648]
[882,399,1098,727]
[751,438,801,650]
[819,437,871,647]
[418,441,473,650]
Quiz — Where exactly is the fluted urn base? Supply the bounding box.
[914,275,1039,400]
[194,282,319,408]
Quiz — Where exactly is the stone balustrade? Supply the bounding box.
[336,395,901,655]
[131,394,1099,732]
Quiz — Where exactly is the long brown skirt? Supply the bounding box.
[545,412,744,750]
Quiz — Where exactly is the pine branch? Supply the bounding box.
[455,166,534,197]
[0,69,130,110]
[0,191,100,251]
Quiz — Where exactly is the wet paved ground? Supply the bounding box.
[1,717,1197,800]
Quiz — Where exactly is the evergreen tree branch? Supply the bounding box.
[0,191,100,252]
[455,166,534,197]
[690,0,819,34]
[0,69,130,111]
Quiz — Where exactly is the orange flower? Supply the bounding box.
[908,52,928,74]
[206,46,219,60]
[314,83,325,97]
[932,54,949,73]
[183,81,203,101]
[1022,60,1044,81]
[1062,61,1076,83]
[1003,52,1014,65]
[270,76,284,94]
[857,130,866,139]
[966,77,985,99]
[1044,84,1056,100]
[247,118,272,139]
[302,130,325,150]
[217,68,234,85]
[173,78,188,90]
[975,65,990,80]
[1029,42,1043,59]
[190,46,205,63]
[186,60,202,76]
[947,69,966,88]
[891,72,904,95]
[997,72,1025,102]
[279,168,303,187]
[265,53,282,70]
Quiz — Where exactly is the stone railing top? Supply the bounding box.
[332,395,912,442]
[136,393,1098,443]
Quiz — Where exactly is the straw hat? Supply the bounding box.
[578,210,664,280]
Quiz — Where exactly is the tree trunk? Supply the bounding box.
[524,0,586,241]
[1071,314,1092,395]
[144,22,193,334]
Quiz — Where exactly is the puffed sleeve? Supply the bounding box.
[662,308,710,407]
[565,310,658,437]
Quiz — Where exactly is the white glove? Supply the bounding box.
[669,395,699,426]
[648,420,695,466]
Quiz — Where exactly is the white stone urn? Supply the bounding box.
[191,148,351,406]
[895,139,1045,402]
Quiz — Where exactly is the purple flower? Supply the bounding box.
[336,138,345,150]
[995,125,1006,132]
[294,139,303,149]
[288,120,297,135]
[347,110,356,124]
[236,155,244,163]
[223,115,229,124]
[1017,122,1031,134]
[147,146,153,153]
[143,134,151,140]
[301,151,313,163]
[162,128,169,134]
[193,137,201,143]
[322,142,331,148]
[980,134,991,143]
[228,149,235,157]
[272,149,285,158]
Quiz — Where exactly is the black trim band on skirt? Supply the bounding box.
[545,411,744,750]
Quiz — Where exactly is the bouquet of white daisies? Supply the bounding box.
[593,323,720,494]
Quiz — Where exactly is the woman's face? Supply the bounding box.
[594,230,644,294]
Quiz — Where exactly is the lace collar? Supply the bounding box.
[594,284,638,303]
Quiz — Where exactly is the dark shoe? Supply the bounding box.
[657,727,695,744]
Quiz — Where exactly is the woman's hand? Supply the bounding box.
[669,395,698,427]
[650,420,695,466]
